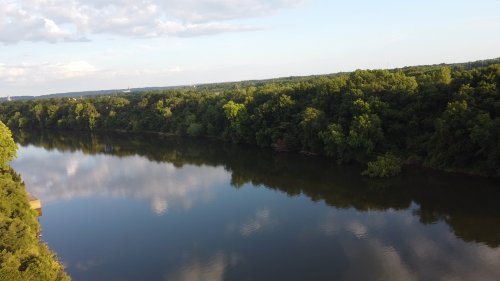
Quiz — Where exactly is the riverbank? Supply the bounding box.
[0,121,69,281]
[2,62,499,178]
[0,168,70,281]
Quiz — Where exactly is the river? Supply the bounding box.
[10,130,500,281]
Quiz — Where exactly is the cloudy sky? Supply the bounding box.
[1,0,499,97]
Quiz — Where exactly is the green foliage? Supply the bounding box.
[0,176,70,281]
[319,123,346,159]
[347,113,384,159]
[299,107,324,152]
[1,61,499,177]
[0,121,17,171]
[362,153,402,178]
[74,102,100,130]
[222,101,248,143]
[186,122,204,137]
[0,129,70,280]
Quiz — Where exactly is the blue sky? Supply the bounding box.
[1,0,499,97]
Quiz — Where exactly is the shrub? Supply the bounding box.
[362,153,402,178]
[186,122,204,137]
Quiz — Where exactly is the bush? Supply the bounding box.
[362,153,402,178]
[186,122,204,137]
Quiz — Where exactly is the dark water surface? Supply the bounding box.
[11,131,500,281]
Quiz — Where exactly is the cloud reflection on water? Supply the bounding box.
[11,145,229,214]
[167,252,227,281]
[9,140,500,281]
[319,209,500,281]
[239,209,272,237]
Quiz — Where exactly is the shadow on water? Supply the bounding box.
[14,130,500,248]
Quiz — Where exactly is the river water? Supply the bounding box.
[11,131,500,281]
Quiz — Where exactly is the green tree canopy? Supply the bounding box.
[0,121,17,170]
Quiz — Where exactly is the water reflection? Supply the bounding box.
[10,130,500,281]
[13,146,228,214]
[319,209,500,281]
[238,209,272,237]
[167,252,236,281]
[13,130,500,247]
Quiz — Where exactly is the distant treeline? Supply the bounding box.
[1,60,499,177]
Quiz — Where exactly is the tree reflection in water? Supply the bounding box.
[14,130,500,249]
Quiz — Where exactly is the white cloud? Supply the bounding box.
[0,64,26,81]
[154,21,260,37]
[133,66,183,76]
[160,0,305,23]
[0,59,185,95]
[0,2,72,43]
[0,0,307,43]
[0,60,99,82]
[55,61,98,78]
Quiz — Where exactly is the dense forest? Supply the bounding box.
[0,122,69,281]
[1,59,499,177]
